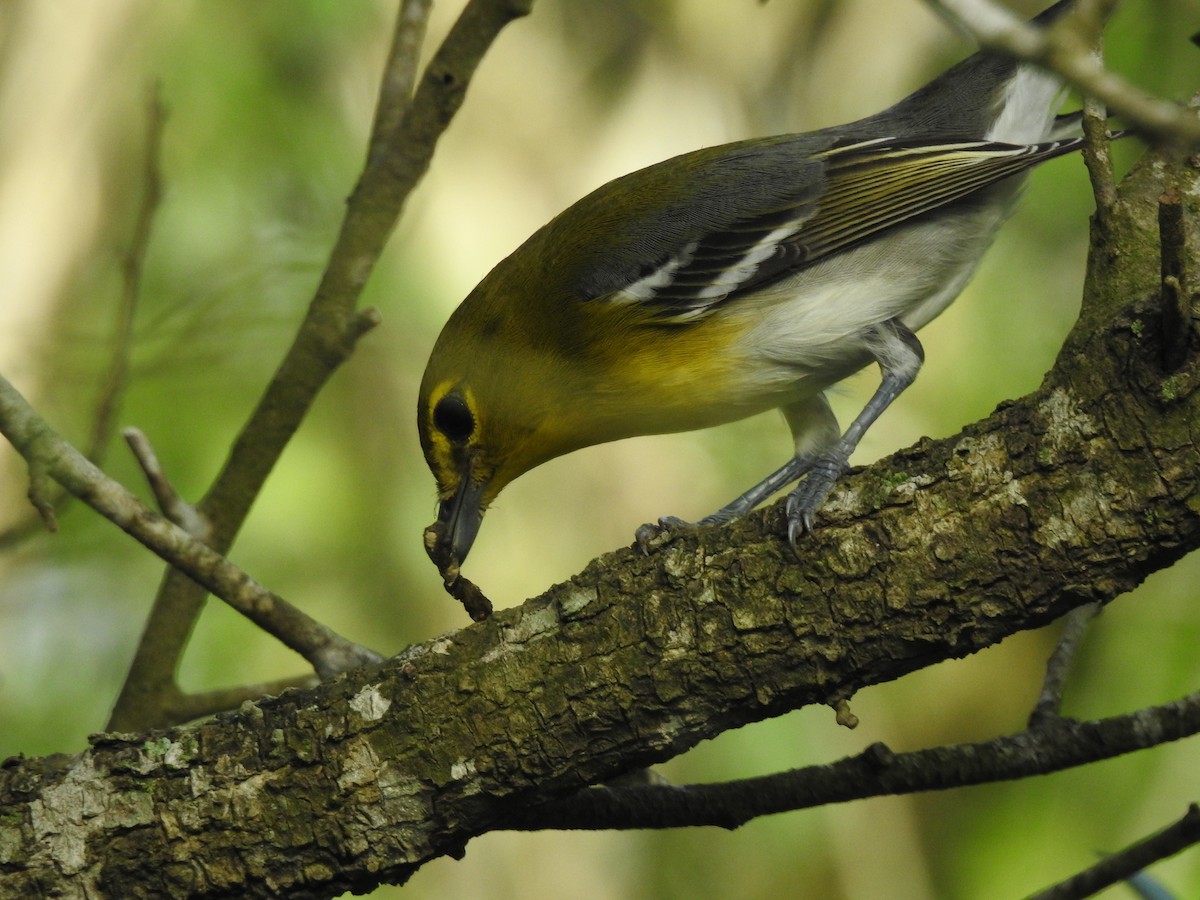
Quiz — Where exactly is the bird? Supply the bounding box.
[418,0,1104,578]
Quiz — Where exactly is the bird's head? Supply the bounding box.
[417,369,547,569]
[417,251,600,568]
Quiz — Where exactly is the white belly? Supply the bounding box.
[730,201,1011,402]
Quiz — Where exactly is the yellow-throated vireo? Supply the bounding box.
[419,0,1109,579]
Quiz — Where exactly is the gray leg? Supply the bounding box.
[699,393,841,523]
[633,395,839,553]
[635,319,922,554]
[785,319,923,545]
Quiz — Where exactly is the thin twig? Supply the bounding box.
[1077,16,1118,219]
[1029,602,1100,729]
[1159,186,1192,373]
[124,427,210,539]
[26,458,58,533]
[196,0,530,561]
[0,373,381,679]
[927,0,1200,145]
[502,690,1200,832]
[1030,803,1200,900]
[367,0,433,169]
[164,676,320,724]
[107,0,532,731]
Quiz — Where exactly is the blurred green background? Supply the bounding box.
[1,1,1198,897]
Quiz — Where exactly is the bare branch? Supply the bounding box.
[1030,803,1200,900]
[124,427,211,539]
[1028,602,1100,728]
[107,0,532,731]
[26,456,57,533]
[166,677,321,723]
[927,0,1200,145]
[502,691,1200,832]
[1159,186,1192,373]
[367,0,433,169]
[0,373,381,679]
[1081,96,1119,215]
[1075,13,1119,221]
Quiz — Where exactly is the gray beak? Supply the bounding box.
[437,477,487,565]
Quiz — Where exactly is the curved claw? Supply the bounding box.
[785,456,848,549]
[786,508,812,548]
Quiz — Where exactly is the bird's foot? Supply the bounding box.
[784,455,848,547]
[635,506,740,554]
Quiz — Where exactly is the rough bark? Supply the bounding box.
[1,145,1196,898]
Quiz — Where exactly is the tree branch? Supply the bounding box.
[0,373,380,678]
[1,6,1197,897]
[367,0,433,169]
[106,0,533,731]
[1028,602,1099,728]
[500,692,1200,831]
[2,135,1197,893]
[123,428,210,540]
[1030,803,1200,900]
[927,0,1200,145]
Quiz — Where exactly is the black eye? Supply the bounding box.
[432,393,475,443]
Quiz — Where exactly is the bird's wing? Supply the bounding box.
[610,136,1083,324]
